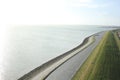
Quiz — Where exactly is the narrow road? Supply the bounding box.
[45,32,105,80]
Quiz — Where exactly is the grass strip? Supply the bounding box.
[72,31,120,80]
[113,30,120,50]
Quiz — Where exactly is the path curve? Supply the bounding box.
[18,33,95,80]
[45,32,105,80]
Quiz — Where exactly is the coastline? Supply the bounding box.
[18,35,95,80]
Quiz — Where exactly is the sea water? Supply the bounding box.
[0,25,114,80]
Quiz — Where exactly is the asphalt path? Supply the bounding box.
[45,32,105,80]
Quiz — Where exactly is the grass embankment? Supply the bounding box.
[113,29,120,50]
[72,31,120,80]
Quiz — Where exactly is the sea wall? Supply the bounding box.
[18,35,94,80]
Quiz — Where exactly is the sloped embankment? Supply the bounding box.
[18,35,94,80]
[72,31,120,80]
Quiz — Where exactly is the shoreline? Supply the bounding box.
[18,35,95,80]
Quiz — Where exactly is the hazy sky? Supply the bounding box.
[0,0,120,25]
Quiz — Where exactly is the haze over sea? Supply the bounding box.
[0,25,114,80]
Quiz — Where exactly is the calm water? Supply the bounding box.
[0,25,113,80]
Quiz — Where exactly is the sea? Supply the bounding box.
[0,25,114,80]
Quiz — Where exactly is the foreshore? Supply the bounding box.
[18,35,94,80]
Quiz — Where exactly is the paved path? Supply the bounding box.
[45,32,105,80]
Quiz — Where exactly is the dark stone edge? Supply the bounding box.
[18,35,93,80]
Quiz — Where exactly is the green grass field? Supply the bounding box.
[72,31,120,80]
[113,29,120,50]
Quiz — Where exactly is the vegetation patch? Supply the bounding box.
[72,31,120,80]
[113,29,120,50]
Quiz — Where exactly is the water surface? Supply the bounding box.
[0,25,113,80]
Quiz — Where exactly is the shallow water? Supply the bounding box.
[0,25,113,80]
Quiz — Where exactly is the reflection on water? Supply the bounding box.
[0,25,113,80]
